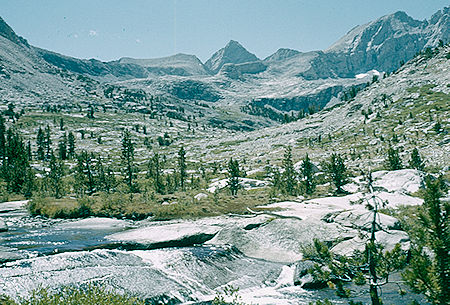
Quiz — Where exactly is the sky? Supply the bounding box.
[1,0,448,62]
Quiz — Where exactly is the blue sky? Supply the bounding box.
[2,0,448,62]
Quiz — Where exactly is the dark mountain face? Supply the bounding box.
[0,17,29,47]
[204,40,260,74]
[297,8,449,79]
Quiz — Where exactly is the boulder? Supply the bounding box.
[56,217,130,230]
[106,222,220,249]
[292,260,329,289]
[0,200,28,213]
[331,230,410,256]
[293,260,315,286]
[194,193,208,201]
[372,169,423,193]
[0,247,24,263]
[323,209,401,231]
[0,220,7,232]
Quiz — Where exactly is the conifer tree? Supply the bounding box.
[2,128,33,194]
[281,146,298,195]
[326,153,347,193]
[386,147,402,170]
[0,116,5,160]
[147,153,164,194]
[68,131,76,159]
[36,127,45,161]
[44,125,52,161]
[47,153,65,198]
[178,146,187,190]
[87,105,95,119]
[409,148,424,171]
[403,178,449,304]
[26,141,32,161]
[121,130,137,192]
[95,156,116,193]
[227,158,240,196]
[300,153,315,195]
[75,151,95,195]
[58,133,68,160]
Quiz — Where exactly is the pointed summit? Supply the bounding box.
[205,40,259,74]
[0,17,28,46]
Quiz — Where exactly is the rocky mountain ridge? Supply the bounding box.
[0,7,448,130]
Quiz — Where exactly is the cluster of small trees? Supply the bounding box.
[0,117,33,197]
[266,146,348,197]
[386,146,425,171]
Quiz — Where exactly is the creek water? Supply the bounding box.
[0,201,426,304]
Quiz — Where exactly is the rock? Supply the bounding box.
[293,260,315,286]
[331,230,410,256]
[294,161,320,174]
[207,217,352,264]
[0,220,7,232]
[207,178,268,193]
[194,193,208,201]
[323,209,401,231]
[292,260,329,289]
[0,200,28,213]
[56,217,130,230]
[372,169,423,193]
[106,222,220,249]
[0,247,24,263]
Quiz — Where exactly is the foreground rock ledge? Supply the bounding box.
[106,222,221,249]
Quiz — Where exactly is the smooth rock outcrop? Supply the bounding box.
[331,230,410,256]
[106,222,221,249]
[372,169,423,193]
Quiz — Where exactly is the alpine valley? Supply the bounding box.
[0,6,449,305]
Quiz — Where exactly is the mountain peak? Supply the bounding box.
[0,16,28,46]
[264,48,301,62]
[205,40,259,74]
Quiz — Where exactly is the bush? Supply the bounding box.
[1,285,145,305]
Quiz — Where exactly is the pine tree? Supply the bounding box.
[75,151,95,195]
[386,147,402,170]
[95,157,116,193]
[326,153,347,193]
[68,131,76,159]
[300,154,315,195]
[227,158,240,196]
[87,105,95,119]
[36,127,45,160]
[2,128,33,194]
[409,148,424,171]
[44,125,52,161]
[26,141,32,161]
[121,130,137,192]
[58,133,68,160]
[147,153,164,194]
[281,146,298,195]
[47,153,65,198]
[178,146,187,190]
[403,178,450,304]
[0,116,5,160]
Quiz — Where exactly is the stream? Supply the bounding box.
[0,200,426,304]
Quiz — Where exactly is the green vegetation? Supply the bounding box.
[0,285,145,305]
[227,158,241,196]
[386,147,403,170]
[402,178,449,304]
[325,153,347,193]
